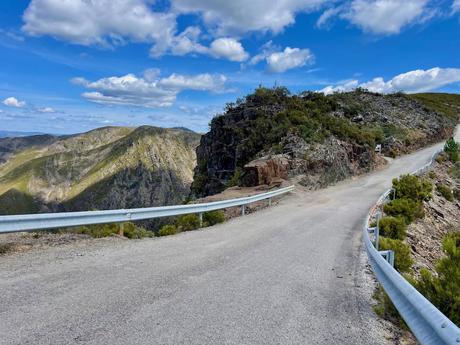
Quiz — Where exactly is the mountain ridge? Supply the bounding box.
[0,125,201,225]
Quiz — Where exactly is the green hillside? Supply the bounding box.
[0,126,201,217]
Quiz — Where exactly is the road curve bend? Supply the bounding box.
[1,133,458,345]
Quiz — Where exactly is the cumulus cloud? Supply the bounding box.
[72,71,228,108]
[209,38,249,62]
[320,80,359,94]
[171,0,328,35]
[266,47,314,73]
[22,0,176,47]
[342,0,430,34]
[2,97,26,108]
[38,107,56,113]
[320,67,460,94]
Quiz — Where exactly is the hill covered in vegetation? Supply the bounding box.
[192,88,460,197]
[0,126,200,225]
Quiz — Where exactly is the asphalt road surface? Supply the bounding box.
[1,134,458,345]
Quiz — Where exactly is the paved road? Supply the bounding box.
[1,135,457,345]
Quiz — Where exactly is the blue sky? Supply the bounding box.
[1,0,460,134]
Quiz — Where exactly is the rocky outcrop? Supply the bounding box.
[192,89,458,197]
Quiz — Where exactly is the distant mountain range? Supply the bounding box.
[0,126,201,228]
[0,130,45,138]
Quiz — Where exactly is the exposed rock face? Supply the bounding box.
[0,126,201,225]
[192,89,457,197]
[243,155,289,186]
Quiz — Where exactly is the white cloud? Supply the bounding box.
[38,107,56,113]
[150,26,209,57]
[453,0,460,13]
[320,80,359,94]
[22,1,249,63]
[209,38,249,62]
[72,71,228,108]
[266,47,314,73]
[2,97,26,108]
[316,6,343,27]
[320,67,460,94]
[22,0,176,47]
[171,0,328,35]
[342,0,430,34]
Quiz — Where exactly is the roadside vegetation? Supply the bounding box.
[373,139,460,328]
[66,210,227,239]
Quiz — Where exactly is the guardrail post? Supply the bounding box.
[268,197,272,206]
[118,223,124,237]
[387,250,395,267]
[379,250,395,267]
[198,212,203,227]
[375,225,379,251]
[368,227,379,250]
[241,205,246,216]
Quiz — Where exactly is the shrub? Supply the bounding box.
[176,214,201,231]
[383,198,424,224]
[436,153,447,164]
[444,137,459,162]
[449,162,460,180]
[203,210,225,226]
[379,216,407,240]
[225,168,243,188]
[74,223,119,238]
[454,188,460,200]
[415,232,460,326]
[392,174,432,201]
[437,184,453,201]
[0,243,15,255]
[122,222,154,239]
[158,224,179,237]
[379,237,413,272]
[428,171,437,179]
[73,222,153,239]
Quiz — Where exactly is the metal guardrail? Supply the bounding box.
[0,185,295,234]
[363,148,460,344]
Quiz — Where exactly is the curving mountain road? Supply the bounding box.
[1,133,458,345]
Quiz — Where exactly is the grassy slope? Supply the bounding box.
[410,93,460,121]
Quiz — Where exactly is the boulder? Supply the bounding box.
[243,155,289,187]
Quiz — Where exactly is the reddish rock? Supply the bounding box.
[243,155,289,187]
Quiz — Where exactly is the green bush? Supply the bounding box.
[416,232,460,326]
[176,214,201,231]
[437,184,454,201]
[379,237,413,273]
[383,198,425,224]
[454,188,460,200]
[436,153,447,164]
[449,162,460,180]
[225,168,243,188]
[73,222,153,239]
[203,210,225,226]
[122,222,154,239]
[158,224,179,237]
[444,137,459,162]
[379,216,407,240]
[428,171,437,179]
[74,223,119,238]
[0,243,15,255]
[392,174,432,201]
